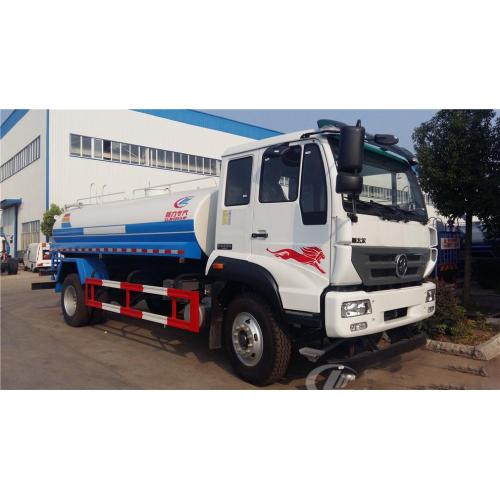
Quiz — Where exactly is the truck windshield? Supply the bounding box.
[328,137,428,223]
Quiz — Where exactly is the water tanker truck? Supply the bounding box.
[43,120,438,386]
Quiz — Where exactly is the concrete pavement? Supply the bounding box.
[2,272,499,389]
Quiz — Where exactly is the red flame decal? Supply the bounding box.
[267,246,326,274]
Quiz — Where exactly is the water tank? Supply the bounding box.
[52,188,218,260]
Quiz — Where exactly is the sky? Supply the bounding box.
[0,109,13,123]
[1,109,438,151]
[205,110,437,151]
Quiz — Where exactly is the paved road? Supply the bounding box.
[2,272,499,389]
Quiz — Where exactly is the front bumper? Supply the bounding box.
[324,282,436,338]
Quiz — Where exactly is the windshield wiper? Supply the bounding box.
[382,204,412,222]
[365,200,407,221]
[394,205,429,223]
[366,201,425,223]
[345,198,425,223]
[349,199,394,220]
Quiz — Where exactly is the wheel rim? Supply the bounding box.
[231,312,264,367]
[63,285,78,316]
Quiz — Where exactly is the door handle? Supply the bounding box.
[251,231,268,239]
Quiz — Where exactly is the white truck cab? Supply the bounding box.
[206,122,437,381]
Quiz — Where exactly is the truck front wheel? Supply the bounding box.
[224,293,291,386]
[61,274,91,327]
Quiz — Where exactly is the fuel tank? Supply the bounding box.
[52,188,218,260]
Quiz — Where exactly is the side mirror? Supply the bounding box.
[336,173,363,195]
[338,124,365,173]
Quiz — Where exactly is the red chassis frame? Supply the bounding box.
[84,278,200,333]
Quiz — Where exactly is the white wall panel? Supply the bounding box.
[0,110,46,251]
[49,110,251,206]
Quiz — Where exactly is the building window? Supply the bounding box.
[93,138,103,159]
[164,151,172,169]
[157,149,165,168]
[103,140,111,161]
[21,220,40,250]
[121,143,130,163]
[130,144,139,164]
[139,146,148,165]
[173,152,180,170]
[82,136,92,158]
[1,136,41,182]
[70,134,81,156]
[112,141,120,162]
[181,154,188,171]
[67,133,220,177]
[197,156,204,174]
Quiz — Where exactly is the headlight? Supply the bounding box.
[341,299,372,318]
[426,289,436,303]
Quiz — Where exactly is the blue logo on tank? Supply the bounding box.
[173,196,194,208]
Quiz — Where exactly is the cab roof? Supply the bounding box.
[222,127,412,166]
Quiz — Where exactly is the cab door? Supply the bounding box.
[214,154,256,260]
[250,141,331,313]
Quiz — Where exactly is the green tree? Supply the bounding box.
[41,203,63,238]
[413,110,500,308]
[480,119,500,243]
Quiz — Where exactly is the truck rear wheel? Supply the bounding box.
[61,274,91,327]
[224,293,291,386]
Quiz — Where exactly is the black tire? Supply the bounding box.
[7,259,18,275]
[224,292,292,386]
[61,273,91,327]
[146,296,172,316]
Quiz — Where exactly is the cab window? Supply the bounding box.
[300,144,328,225]
[259,145,301,203]
[225,157,253,206]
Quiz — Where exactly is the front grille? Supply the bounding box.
[352,246,430,286]
[372,267,418,278]
[369,253,421,263]
[384,307,408,321]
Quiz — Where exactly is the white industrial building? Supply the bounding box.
[0,110,279,257]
